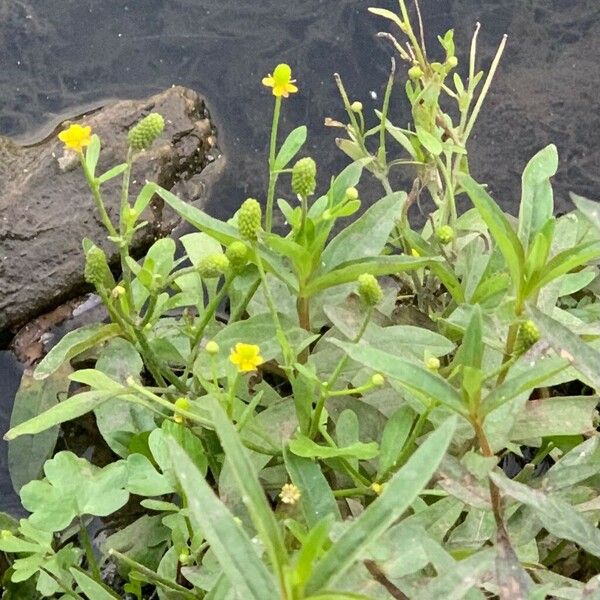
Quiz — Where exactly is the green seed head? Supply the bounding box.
[198,253,230,278]
[436,225,455,245]
[128,112,165,151]
[226,241,249,271]
[291,157,317,198]
[350,101,363,113]
[515,320,540,355]
[84,244,113,290]
[357,273,383,307]
[238,198,262,241]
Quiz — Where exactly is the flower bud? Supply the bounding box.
[0,530,13,539]
[179,551,192,565]
[446,56,458,69]
[127,113,165,151]
[84,244,114,290]
[370,482,384,495]
[357,273,383,307]
[371,373,385,387]
[350,101,363,112]
[515,320,540,355]
[436,225,455,245]
[345,186,359,201]
[197,254,230,278]
[205,340,220,355]
[111,285,126,299]
[426,356,441,371]
[291,157,317,197]
[225,241,249,271]
[238,198,262,241]
[408,65,424,80]
[174,397,190,424]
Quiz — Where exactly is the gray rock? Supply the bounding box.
[0,86,223,332]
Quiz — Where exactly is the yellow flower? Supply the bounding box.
[58,123,92,153]
[229,343,264,373]
[279,483,301,505]
[370,482,384,495]
[262,63,298,98]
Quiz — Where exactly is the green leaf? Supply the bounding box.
[306,417,456,592]
[330,339,467,416]
[415,126,442,156]
[126,453,174,496]
[459,173,524,297]
[528,241,600,292]
[179,232,223,267]
[71,567,120,599]
[166,438,279,600]
[454,305,482,371]
[85,134,101,177]
[209,399,288,574]
[154,184,297,290]
[377,405,415,479]
[283,449,340,528]
[97,163,128,185]
[491,471,600,558]
[289,434,379,460]
[321,192,404,271]
[517,144,558,251]
[33,323,122,380]
[530,306,600,390]
[482,355,568,415]
[329,161,366,208]
[571,192,600,237]
[4,390,112,441]
[132,182,158,214]
[20,451,129,531]
[94,338,155,458]
[306,255,434,296]
[510,396,598,440]
[274,126,307,170]
[8,363,71,492]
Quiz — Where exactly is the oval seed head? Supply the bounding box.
[238,198,262,241]
[515,320,540,355]
[371,373,385,387]
[226,241,249,271]
[357,273,383,307]
[127,113,165,151]
[197,253,230,278]
[291,157,317,197]
[408,65,424,80]
[436,225,455,245]
[84,244,113,290]
[205,340,220,355]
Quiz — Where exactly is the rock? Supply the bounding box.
[0,86,223,332]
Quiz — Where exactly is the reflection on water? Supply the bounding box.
[1,0,599,219]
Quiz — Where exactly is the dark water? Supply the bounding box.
[0,0,599,514]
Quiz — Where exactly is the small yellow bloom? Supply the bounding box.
[279,483,301,505]
[262,63,298,98]
[411,248,421,257]
[58,123,92,153]
[229,343,264,373]
[370,482,384,495]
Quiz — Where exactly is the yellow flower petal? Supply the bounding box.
[262,63,298,98]
[229,343,263,373]
[58,123,92,153]
[262,76,274,87]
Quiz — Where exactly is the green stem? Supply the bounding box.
[80,156,118,238]
[108,549,197,599]
[79,518,101,583]
[308,308,372,438]
[265,96,282,233]
[229,277,261,322]
[118,149,136,312]
[40,568,81,599]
